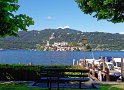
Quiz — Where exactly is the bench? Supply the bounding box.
[37,68,90,90]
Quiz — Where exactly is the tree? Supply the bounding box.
[68,42,78,46]
[0,0,34,37]
[75,0,124,23]
[86,44,92,51]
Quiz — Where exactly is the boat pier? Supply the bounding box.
[73,57,123,82]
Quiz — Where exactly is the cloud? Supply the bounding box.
[119,32,124,34]
[47,16,55,20]
[57,25,70,29]
[57,27,63,29]
[63,25,70,29]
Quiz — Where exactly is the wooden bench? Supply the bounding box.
[38,68,90,90]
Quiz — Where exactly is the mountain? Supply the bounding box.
[0,28,124,50]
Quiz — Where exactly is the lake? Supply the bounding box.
[0,50,124,65]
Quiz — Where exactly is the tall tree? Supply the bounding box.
[0,0,34,37]
[75,0,124,23]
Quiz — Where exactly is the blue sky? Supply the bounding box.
[17,0,124,33]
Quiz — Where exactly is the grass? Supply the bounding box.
[0,85,42,90]
[0,82,124,90]
[0,82,43,90]
[100,83,124,90]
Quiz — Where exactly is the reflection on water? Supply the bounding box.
[45,51,70,65]
[49,51,68,59]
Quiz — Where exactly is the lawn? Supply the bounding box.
[0,82,43,90]
[0,82,124,90]
[100,83,124,90]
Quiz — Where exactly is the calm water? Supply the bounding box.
[0,50,124,65]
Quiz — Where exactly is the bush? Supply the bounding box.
[0,64,72,81]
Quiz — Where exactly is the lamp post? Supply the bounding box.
[121,58,124,81]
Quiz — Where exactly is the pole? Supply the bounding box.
[77,60,78,65]
[73,59,75,66]
[98,70,102,81]
[106,68,110,81]
[102,59,105,71]
[92,61,95,77]
[121,58,124,81]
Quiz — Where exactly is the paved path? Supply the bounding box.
[30,78,99,89]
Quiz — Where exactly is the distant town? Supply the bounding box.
[36,41,86,51]
[36,32,91,51]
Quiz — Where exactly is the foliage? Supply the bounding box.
[0,0,34,37]
[36,44,44,50]
[75,0,124,23]
[0,64,72,81]
[86,44,92,51]
[68,42,79,46]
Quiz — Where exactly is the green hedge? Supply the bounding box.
[0,64,72,81]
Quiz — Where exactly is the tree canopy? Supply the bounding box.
[0,0,34,37]
[75,0,124,23]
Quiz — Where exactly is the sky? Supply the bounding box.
[17,0,124,33]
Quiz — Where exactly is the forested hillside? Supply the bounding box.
[0,28,124,50]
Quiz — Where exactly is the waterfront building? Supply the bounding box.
[53,42,68,47]
[46,41,50,46]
